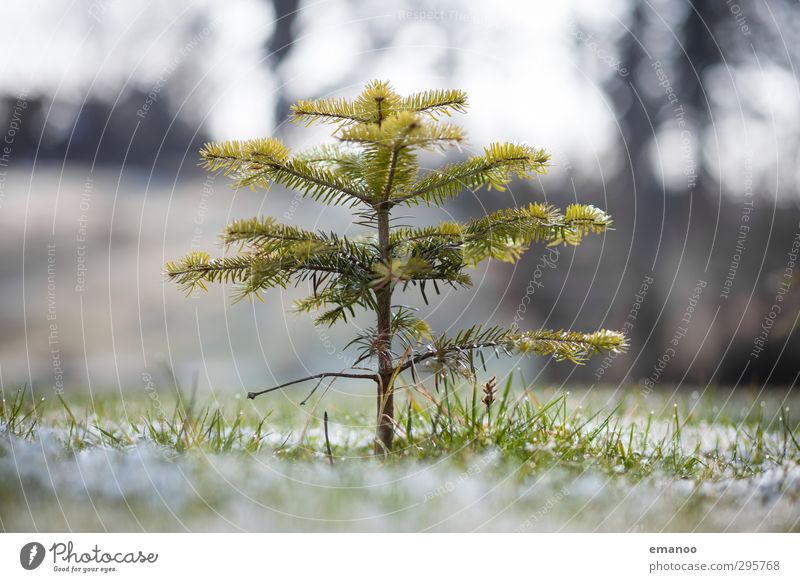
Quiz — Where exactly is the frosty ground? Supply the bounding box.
[1,382,799,532]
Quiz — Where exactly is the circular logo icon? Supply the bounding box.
[20,542,46,570]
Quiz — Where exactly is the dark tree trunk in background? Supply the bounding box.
[267,0,301,127]
[608,1,722,381]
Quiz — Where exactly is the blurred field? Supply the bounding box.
[2,380,799,532]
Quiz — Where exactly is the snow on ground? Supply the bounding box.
[2,432,798,532]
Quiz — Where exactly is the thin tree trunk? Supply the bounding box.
[375,207,394,454]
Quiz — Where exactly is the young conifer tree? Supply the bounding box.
[167,80,627,453]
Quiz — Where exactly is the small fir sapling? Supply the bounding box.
[167,81,627,453]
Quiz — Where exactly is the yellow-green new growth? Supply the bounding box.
[166,80,627,453]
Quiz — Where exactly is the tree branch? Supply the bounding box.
[269,161,372,203]
[291,109,368,125]
[247,371,379,399]
[397,341,507,374]
[394,156,533,204]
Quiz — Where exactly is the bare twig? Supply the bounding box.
[324,411,334,465]
[300,377,326,406]
[247,371,378,399]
